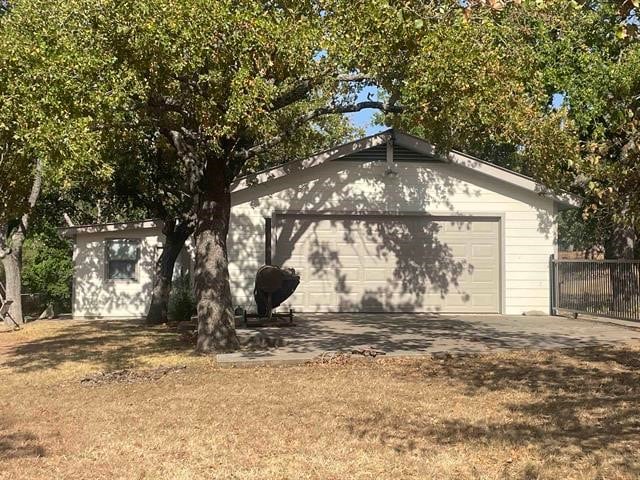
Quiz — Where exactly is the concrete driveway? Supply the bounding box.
[217,313,640,365]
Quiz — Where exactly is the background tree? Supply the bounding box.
[21,226,74,316]
[357,0,640,300]
[0,2,131,323]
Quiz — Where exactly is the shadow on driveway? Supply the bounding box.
[231,313,640,359]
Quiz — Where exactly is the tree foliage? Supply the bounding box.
[21,229,73,313]
[0,0,397,348]
[337,0,640,251]
[1,0,362,223]
[0,1,129,223]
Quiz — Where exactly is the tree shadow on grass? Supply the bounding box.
[1,319,191,373]
[344,346,640,475]
[0,418,46,460]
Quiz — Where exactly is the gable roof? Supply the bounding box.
[232,129,581,209]
[60,219,161,238]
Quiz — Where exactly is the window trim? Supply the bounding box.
[104,238,141,283]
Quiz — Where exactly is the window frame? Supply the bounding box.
[104,238,141,283]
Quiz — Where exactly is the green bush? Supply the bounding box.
[22,229,73,314]
[168,274,196,322]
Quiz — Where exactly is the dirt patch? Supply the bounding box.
[80,365,187,386]
[311,352,355,365]
[311,347,387,365]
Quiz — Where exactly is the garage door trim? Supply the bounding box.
[271,210,505,314]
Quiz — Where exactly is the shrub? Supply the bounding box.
[168,274,196,322]
[22,230,73,314]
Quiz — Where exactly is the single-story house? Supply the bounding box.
[62,130,579,319]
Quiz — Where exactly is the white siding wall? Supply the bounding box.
[228,158,557,315]
[72,227,162,318]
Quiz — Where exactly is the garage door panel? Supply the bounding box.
[364,268,393,281]
[438,294,469,308]
[275,215,500,313]
[472,293,498,307]
[338,293,371,307]
[336,257,363,268]
[307,292,336,305]
[447,243,469,257]
[337,267,362,283]
[335,242,360,253]
[471,221,497,233]
[472,245,497,259]
[471,268,495,283]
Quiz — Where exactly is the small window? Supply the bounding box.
[106,239,140,281]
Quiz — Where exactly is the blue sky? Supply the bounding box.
[346,85,387,135]
[349,89,568,135]
[551,92,566,110]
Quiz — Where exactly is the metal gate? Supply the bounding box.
[551,257,640,321]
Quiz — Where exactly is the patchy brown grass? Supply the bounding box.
[2,319,640,479]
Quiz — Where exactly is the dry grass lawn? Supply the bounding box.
[2,319,640,479]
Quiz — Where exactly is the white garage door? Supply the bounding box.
[273,214,500,313]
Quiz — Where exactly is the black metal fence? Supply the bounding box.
[552,258,640,321]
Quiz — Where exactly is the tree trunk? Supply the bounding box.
[2,245,23,325]
[145,219,193,325]
[0,159,42,325]
[194,157,239,353]
[605,224,635,259]
[605,224,638,314]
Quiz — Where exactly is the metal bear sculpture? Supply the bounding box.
[254,265,300,317]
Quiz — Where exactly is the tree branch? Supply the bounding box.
[236,100,403,162]
[147,96,190,119]
[159,128,203,197]
[620,136,638,162]
[0,223,8,260]
[269,73,377,113]
[27,158,42,210]
[0,158,43,260]
[335,73,376,82]
[62,213,75,227]
[17,158,42,239]
[269,80,314,112]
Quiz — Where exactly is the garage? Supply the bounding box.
[67,129,579,318]
[273,214,501,313]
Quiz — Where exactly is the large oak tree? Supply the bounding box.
[2,0,401,347]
